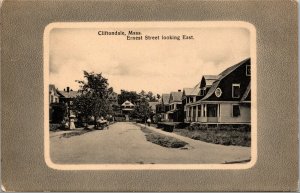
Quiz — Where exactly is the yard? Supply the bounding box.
[173,124,251,147]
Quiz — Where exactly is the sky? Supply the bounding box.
[49,27,250,94]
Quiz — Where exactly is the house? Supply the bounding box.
[121,100,135,121]
[182,84,200,122]
[57,87,78,104]
[108,92,119,114]
[57,87,79,117]
[49,84,59,104]
[185,58,251,124]
[49,84,60,123]
[158,93,171,121]
[166,90,184,122]
[148,101,159,113]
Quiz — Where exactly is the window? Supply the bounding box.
[198,105,201,117]
[232,105,240,117]
[246,65,251,76]
[215,88,222,98]
[232,84,240,98]
[207,104,218,117]
[50,95,54,103]
[200,89,206,96]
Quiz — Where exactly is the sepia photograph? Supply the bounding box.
[44,22,257,170]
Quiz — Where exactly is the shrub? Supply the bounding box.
[50,123,62,131]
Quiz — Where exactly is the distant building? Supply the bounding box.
[182,85,200,122]
[185,58,251,124]
[166,90,184,122]
[49,84,60,123]
[57,87,79,117]
[121,100,135,121]
[148,101,159,113]
[159,93,171,121]
[49,84,59,104]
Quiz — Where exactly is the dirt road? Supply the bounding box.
[50,122,251,164]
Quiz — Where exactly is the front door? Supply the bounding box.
[125,114,129,121]
[207,104,218,123]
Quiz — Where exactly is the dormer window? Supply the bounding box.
[232,84,240,98]
[200,88,206,96]
[246,65,251,76]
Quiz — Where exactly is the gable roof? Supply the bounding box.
[183,88,194,96]
[49,84,59,96]
[201,58,250,101]
[57,90,79,98]
[161,94,170,105]
[170,91,183,102]
[202,75,220,87]
[121,100,134,107]
[183,83,200,96]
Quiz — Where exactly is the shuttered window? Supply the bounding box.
[232,104,240,117]
[232,84,240,98]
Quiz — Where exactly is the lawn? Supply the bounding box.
[140,126,188,148]
[174,125,251,147]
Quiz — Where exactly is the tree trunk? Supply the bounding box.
[94,116,98,129]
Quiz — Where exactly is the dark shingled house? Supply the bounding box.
[185,58,251,124]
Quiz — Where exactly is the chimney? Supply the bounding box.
[67,87,70,92]
[178,89,181,92]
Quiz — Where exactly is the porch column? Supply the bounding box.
[195,105,198,122]
[218,104,221,122]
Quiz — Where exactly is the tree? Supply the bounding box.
[156,94,161,100]
[130,97,151,122]
[73,71,113,128]
[118,90,140,105]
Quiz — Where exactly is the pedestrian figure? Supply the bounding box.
[147,118,151,126]
[107,120,110,130]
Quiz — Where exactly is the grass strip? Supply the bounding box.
[141,126,188,148]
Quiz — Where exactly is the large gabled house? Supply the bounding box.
[185,58,251,124]
[57,87,80,117]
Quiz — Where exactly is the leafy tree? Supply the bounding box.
[73,71,113,128]
[118,90,140,105]
[130,97,151,122]
[156,94,161,100]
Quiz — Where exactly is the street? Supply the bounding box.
[50,122,251,164]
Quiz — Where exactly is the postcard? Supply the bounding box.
[1,0,298,192]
